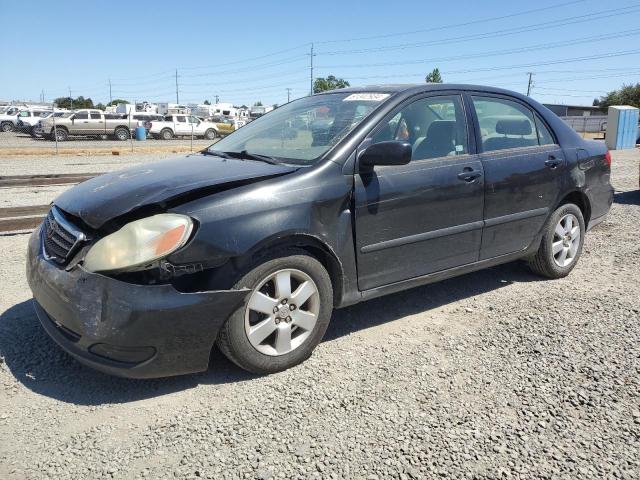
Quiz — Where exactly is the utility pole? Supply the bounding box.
[215,95,219,104]
[108,78,112,104]
[69,87,73,109]
[175,69,179,104]
[286,88,292,103]
[526,72,534,96]
[308,43,316,96]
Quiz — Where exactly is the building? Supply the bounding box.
[543,103,606,117]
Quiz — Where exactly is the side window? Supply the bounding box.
[371,95,468,161]
[176,116,186,123]
[535,115,555,145]
[75,111,88,119]
[189,116,200,124]
[472,96,538,152]
[90,112,101,119]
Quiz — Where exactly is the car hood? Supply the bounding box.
[54,154,297,229]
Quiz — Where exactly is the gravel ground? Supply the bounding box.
[0,149,638,479]
[0,131,213,152]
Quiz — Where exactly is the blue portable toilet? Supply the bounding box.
[135,126,146,141]
[605,106,639,150]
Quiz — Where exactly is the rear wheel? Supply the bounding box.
[217,250,333,374]
[528,203,585,279]
[1,122,14,132]
[114,127,129,141]
[160,128,174,140]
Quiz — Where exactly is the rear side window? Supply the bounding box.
[535,115,555,145]
[472,96,538,152]
[371,95,468,161]
[75,112,88,119]
[176,116,186,123]
[90,112,101,119]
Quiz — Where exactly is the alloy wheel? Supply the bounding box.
[552,213,581,267]
[244,268,320,356]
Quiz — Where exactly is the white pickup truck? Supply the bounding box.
[0,106,22,132]
[148,114,219,140]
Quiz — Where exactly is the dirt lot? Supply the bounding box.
[0,148,638,479]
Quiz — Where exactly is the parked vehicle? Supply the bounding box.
[16,108,58,135]
[36,109,136,141]
[0,107,22,132]
[26,84,613,378]
[31,111,67,138]
[148,114,219,140]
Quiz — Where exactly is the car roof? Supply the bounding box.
[316,83,530,100]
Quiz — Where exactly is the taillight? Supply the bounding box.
[604,151,612,168]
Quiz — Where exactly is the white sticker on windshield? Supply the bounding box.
[343,93,390,102]
[455,145,464,152]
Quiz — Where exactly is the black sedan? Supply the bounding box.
[27,84,613,377]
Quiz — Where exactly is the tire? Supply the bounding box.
[160,128,174,140]
[1,122,14,133]
[114,127,129,141]
[528,203,585,279]
[204,128,217,140]
[217,249,333,374]
[30,126,41,138]
[53,127,68,142]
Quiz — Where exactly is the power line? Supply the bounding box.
[315,0,587,44]
[317,4,639,55]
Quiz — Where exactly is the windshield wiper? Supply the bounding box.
[202,149,232,158]
[226,150,280,165]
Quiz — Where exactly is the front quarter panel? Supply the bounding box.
[167,161,358,303]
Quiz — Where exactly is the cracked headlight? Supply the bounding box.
[83,214,193,273]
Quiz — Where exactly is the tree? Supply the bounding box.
[107,99,128,106]
[204,100,211,105]
[597,83,640,109]
[425,68,443,83]
[53,96,95,110]
[313,75,350,94]
[253,101,263,106]
[95,103,106,111]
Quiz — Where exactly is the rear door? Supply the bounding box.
[88,110,104,134]
[469,94,564,260]
[354,93,484,291]
[174,115,190,135]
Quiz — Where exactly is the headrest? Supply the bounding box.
[495,118,532,136]
[426,120,455,138]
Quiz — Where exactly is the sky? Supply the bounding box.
[1,0,639,108]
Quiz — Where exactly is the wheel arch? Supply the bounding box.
[239,233,345,307]
[557,190,591,227]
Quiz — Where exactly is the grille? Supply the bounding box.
[42,207,86,264]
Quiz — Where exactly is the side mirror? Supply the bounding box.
[359,140,412,169]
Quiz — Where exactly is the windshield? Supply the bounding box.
[208,92,390,165]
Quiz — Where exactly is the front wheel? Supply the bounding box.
[160,128,174,140]
[1,122,14,132]
[528,203,585,279]
[204,128,217,140]
[217,250,333,374]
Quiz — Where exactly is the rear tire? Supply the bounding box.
[528,203,585,279]
[114,127,129,141]
[160,128,174,140]
[217,249,333,374]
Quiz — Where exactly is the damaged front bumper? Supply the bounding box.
[26,226,248,379]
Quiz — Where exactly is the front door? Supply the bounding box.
[354,94,484,291]
[72,111,92,134]
[469,95,564,260]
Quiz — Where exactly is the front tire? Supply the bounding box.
[217,250,333,374]
[1,122,14,132]
[528,203,585,279]
[53,127,68,142]
[204,128,217,140]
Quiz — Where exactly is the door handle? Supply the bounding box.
[545,155,561,168]
[457,168,482,182]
